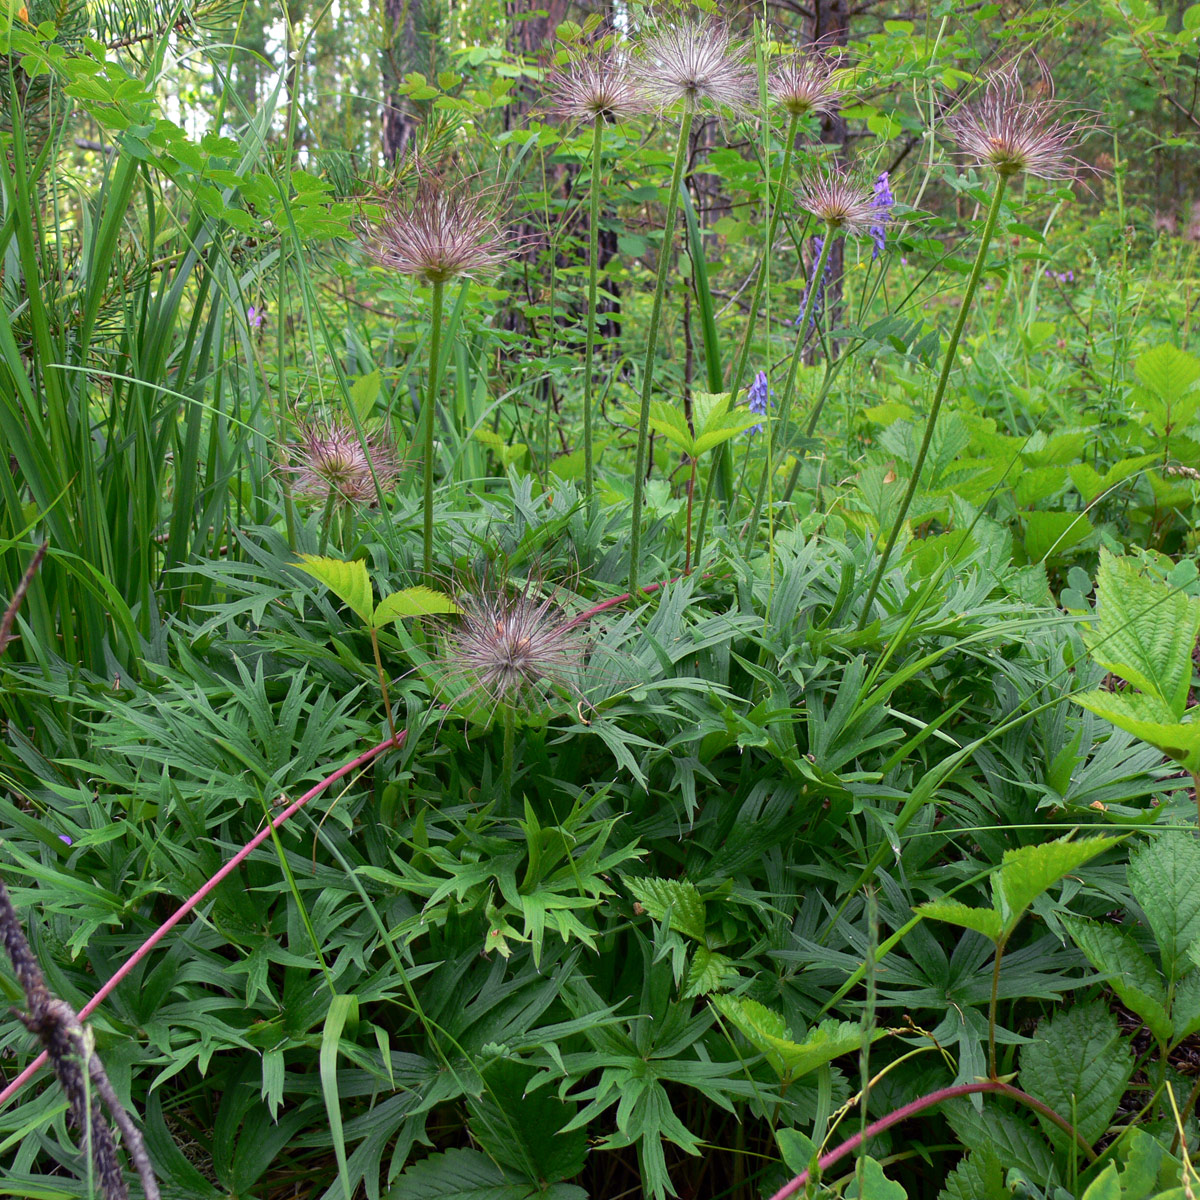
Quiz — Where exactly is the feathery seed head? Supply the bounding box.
[547,46,649,123]
[944,60,1092,180]
[796,168,878,233]
[285,419,400,506]
[438,581,589,712]
[635,21,755,115]
[768,51,843,118]
[364,176,513,284]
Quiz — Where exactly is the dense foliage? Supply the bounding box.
[3,1,1200,1198]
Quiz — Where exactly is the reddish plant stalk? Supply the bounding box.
[767,1080,1094,1200]
[0,732,405,1111]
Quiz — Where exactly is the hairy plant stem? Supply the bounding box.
[369,627,397,742]
[422,279,446,585]
[988,934,1009,1081]
[583,115,605,504]
[857,175,1009,629]
[767,1079,1095,1200]
[629,104,694,597]
[742,226,834,552]
[501,706,516,808]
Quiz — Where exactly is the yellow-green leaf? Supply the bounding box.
[294,555,374,625]
[374,587,461,625]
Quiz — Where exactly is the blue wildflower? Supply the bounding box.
[746,370,773,434]
[795,236,833,330]
[247,304,265,329]
[869,171,894,259]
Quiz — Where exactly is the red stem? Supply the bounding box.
[0,731,405,1111]
[767,1080,1094,1200]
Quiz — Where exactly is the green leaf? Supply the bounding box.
[1081,1164,1121,1200]
[294,555,374,625]
[374,587,462,625]
[385,1147,586,1200]
[1135,344,1200,401]
[776,1128,818,1176]
[626,877,706,941]
[992,836,1119,934]
[1019,1001,1132,1146]
[644,400,695,456]
[937,1149,1007,1200]
[1172,971,1200,1045]
[712,996,877,1082]
[916,900,1003,943]
[845,1158,907,1198]
[319,993,358,1200]
[467,1059,587,1186]
[1023,509,1094,562]
[349,369,381,421]
[1084,550,1200,716]
[1127,833,1200,980]
[1074,690,1200,772]
[1063,917,1173,1044]
[681,946,736,999]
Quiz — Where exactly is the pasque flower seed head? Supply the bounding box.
[769,51,844,119]
[365,176,513,284]
[796,168,878,234]
[944,60,1092,181]
[547,45,650,123]
[635,20,755,115]
[284,419,400,506]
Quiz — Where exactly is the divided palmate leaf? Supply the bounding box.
[1083,550,1200,716]
[992,835,1120,934]
[294,555,374,625]
[385,1146,586,1200]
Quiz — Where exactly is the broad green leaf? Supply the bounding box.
[682,946,736,999]
[1084,550,1200,715]
[993,836,1119,933]
[319,993,358,1200]
[1111,1128,1166,1200]
[916,900,1003,943]
[644,400,695,456]
[374,587,461,626]
[1128,833,1200,980]
[693,409,762,456]
[1063,917,1173,1044]
[626,877,706,941]
[937,1148,1007,1200]
[467,1059,587,1186]
[349,368,381,420]
[1075,690,1200,772]
[691,389,732,431]
[713,996,877,1082]
[845,1157,907,1199]
[943,1100,1054,1182]
[1069,455,1157,505]
[1019,1001,1132,1146]
[294,555,374,625]
[1135,344,1200,401]
[1081,1164,1121,1200]
[1023,509,1093,562]
[776,1128,818,1176]
[385,1147,586,1200]
[1172,971,1200,1044]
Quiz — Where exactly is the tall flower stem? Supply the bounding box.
[696,112,801,565]
[583,116,605,503]
[501,706,516,809]
[422,279,446,584]
[629,105,695,596]
[741,225,834,552]
[857,176,1008,629]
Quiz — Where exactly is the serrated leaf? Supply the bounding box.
[1020,1001,1132,1146]
[644,400,695,456]
[845,1157,908,1198]
[626,877,706,941]
[942,1099,1054,1181]
[1084,550,1200,716]
[916,900,1003,943]
[682,946,736,999]
[993,836,1119,933]
[712,996,877,1082]
[1023,509,1094,562]
[294,555,374,625]
[1172,971,1200,1045]
[1075,690,1200,772]
[937,1148,1007,1200]
[1135,344,1200,400]
[374,587,461,625]
[1063,917,1173,1044]
[1128,833,1200,980]
[385,1147,586,1200]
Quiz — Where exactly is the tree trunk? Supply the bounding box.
[382,0,419,165]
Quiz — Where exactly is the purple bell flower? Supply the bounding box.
[746,371,773,435]
[869,171,894,259]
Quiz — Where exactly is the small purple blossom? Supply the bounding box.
[795,235,833,330]
[746,370,773,434]
[1044,268,1075,284]
[59,835,72,845]
[869,171,894,259]
[247,305,265,328]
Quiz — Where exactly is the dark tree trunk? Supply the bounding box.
[382,0,419,165]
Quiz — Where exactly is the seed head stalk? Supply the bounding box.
[583,115,604,503]
[858,175,1008,628]
[423,279,446,584]
[629,105,695,597]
